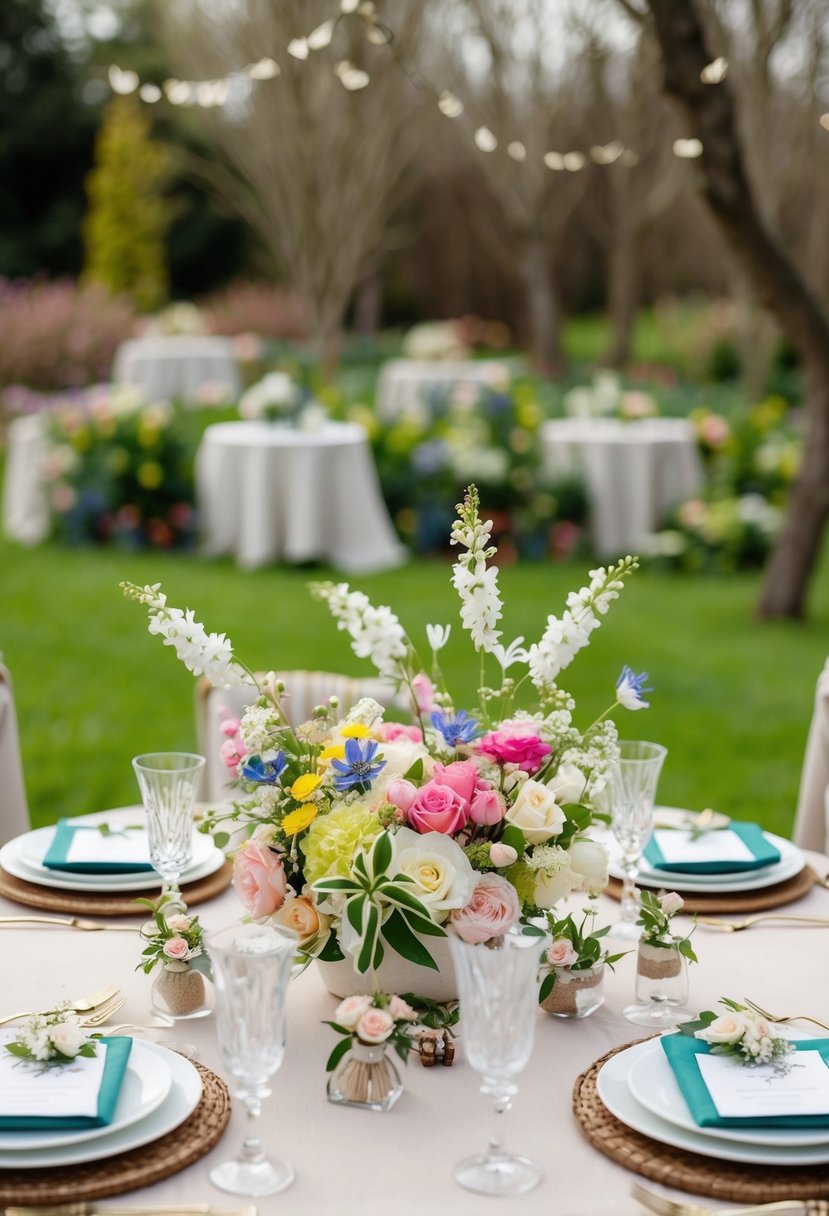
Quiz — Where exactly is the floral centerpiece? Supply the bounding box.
[238,371,312,426]
[122,487,642,997]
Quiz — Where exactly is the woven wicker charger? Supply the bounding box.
[0,1061,230,1204]
[0,860,232,917]
[605,864,816,914]
[574,1040,829,1201]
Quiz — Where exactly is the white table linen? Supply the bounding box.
[794,656,829,853]
[0,663,29,844]
[375,359,511,420]
[112,336,242,403]
[2,414,50,545]
[1,854,827,1212]
[195,420,406,572]
[541,417,704,558]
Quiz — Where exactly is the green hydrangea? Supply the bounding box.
[506,859,536,906]
[301,802,383,884]
[464,841,494,870]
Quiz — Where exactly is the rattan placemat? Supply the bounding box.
[0,860,233,916]
[0,1060,231,1204]
[574,1040,829,1200]
[605,864,816,913]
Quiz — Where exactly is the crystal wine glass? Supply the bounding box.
[448,931,546,1197]
[609,740,667,940]
[132,752,205,912]
[207,923,296,1197]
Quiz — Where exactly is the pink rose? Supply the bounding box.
[412,673,435,714]
[220,718,241,738]
[489,842,518,867]
[356,1007,395,1044]
[547,938,579,969]
[432,760,478,805]
[335,994,373,1028]
[376,722,423,743]
[387,778,418,814]
[407,782,468,835]
[450,874,521,944]
[232,840,288,920]
[220,738,247,769]
[163,936,190,960]
[388,995,417,1021]
[469,787,505,826]
[478,726,551,774]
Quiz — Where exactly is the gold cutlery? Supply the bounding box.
[80,996,128,1027]
[696,913,829,932]
[0,984,120,1027]
[743,997,829,1033]
[632,1181,825,1216]
[4,1207,257,1216]
[0,916,139,932]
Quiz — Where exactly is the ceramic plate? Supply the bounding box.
[627,1035,829,1147]
[0,1041,202,1168]
[0,1036,171,1150]
[596,1038,829,1166]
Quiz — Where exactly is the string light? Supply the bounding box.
[701,57,728,84]
[673,138,704,159]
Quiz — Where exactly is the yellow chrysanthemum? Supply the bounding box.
[282,804,319,836]
[301,802,383,884]
[319,743,346,762]
[340,724,371,739]
[290,773,322,801]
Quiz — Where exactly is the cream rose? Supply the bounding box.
[356,1007,395,1044]
[532,848,582,907]
[335,994,373,1029]
[547,939,579,968]
[166,913,192,933]
[390,827,476,923]
[567,838,609,895]
[505,780,566,844]
[695,1013,747,1046]
[273,894,330,945]
[50,1021,88,1058]
[659,891,685,917]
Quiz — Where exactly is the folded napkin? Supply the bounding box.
[42,819,154,873]
[643,821,781,874]
[0,1035,132,1130]
[661,1033,829,1128]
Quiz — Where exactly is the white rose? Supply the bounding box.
[546,763,587,807]
[568,838,609,894]
[50,1021,88,1058]
[659,891,685,917]
[391,827,476,923]
[532,848,582,907]
[695,1013,748,1046]
[505,780,566,844]
[334,994,373,1029]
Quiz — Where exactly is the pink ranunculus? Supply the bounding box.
[451,874,521,944]
[220,738,247,769]
[432,760,478,805]
[477,726,552,774]
[232,840,287,920]
[376,722,423,743]
[220,717,241,738]
[469,787,505,826]
[387,778,418,814]
[388,995,417,1021]
[356,1007,395,1044]
[489,842,518,867]
[407,782,468,835]
[162,936,190,960]
[412,672,435,714]
[547,938,579,968]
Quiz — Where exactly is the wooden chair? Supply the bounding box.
[793,657,829,853]
[0,662,30,844]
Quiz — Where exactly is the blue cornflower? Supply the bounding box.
[431,709,481,748]
[615,666,652,711]
[241,750,287,784]
[330,737,386,792]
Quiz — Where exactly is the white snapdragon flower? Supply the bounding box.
[426,623,451,653]
[450,487,502,654]
[311,583,408,680]
[491,636,529,672]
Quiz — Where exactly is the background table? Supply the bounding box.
[375,358,512,420]
[2,414,50,545]
[2,854,826,1213]
[195,420,407,572]
[541,417,704,558]
[112,336,242,403]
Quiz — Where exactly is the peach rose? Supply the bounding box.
[356,1007,395,1044]
[273,894,329,944]
[232,840,287,921]
[450,874,521,944]
[166,914,192,933]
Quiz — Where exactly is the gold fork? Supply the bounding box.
[743,997,829,1033]
[632,1181,826,1215]
[0,985,120,1027]
[696,913,829,932]
[0,916,139,932]
[80,997,127,1028]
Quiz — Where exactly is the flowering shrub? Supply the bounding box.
[201,281,309,341]
[0,278,134,393]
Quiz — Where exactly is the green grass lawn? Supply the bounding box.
[3,531,828,838]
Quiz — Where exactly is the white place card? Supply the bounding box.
[0,1033,108,1118]
[65,826,152,866]
[697,1050,829,1118]
[652,828,755,866]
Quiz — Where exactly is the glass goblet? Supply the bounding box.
[609,740,667,940]
[207,923,296,1197]
[132,752,205,912]
[448,931,546,1197]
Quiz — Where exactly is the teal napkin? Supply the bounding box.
[644,821,781,874]
[43,820,154,873]
[0,1036,133,1130]
[661,1033,829,1128]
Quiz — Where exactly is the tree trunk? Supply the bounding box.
[646,0,829,619]
[603,168,638,368]
[521,234,565,377]
[353,267,384,335]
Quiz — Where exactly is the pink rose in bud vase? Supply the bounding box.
[547,939,579,968]
[659,892,684,917]
[162,936,190,961]
[356,1008,395,1044]
[388,995,417,1021]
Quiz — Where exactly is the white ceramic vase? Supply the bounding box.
[316,934,457,1002]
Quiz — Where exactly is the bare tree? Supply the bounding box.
[159,0,434,364]
[633,0,829,619]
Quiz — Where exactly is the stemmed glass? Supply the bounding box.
[448,931,546,1197]
[609,740,667,939]
[207,923,296,1197]
[132,752,205,912]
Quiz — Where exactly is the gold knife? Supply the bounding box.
[4,1206,257,1216]
[0,916,139,932]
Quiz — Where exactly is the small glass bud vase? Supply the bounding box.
[540,964,605,1019]
[623,941,689,1027]
[151,961,211,1021]
[327,1040,404,1112]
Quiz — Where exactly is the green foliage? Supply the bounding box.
[83,97,172,312]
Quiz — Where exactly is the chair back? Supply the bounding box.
[0,662,30,844]
[793,657,829,853]
[196,670,406,803]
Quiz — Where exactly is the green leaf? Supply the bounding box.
[347,894,366,936]
[314,877,361,893]
[678,938,698,964]
[213,831,230,851]
[371,830,393,878]
[5,1042,29,1057]
[352,851,369,883]
[500,825,526,856]
[539,972,555,1002]
[377,883,433,920]
[403,758,424,782]
[317,932,345,963]
[325,1036,352,1073]
[381,909,439,970]
[322,1021,353,1036]
[356,902,380,975]
[399,909,446,938]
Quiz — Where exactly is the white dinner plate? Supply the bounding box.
[627,1035,829,1147]
[596,1038,829,1166]
[0,1041,202,1168]
[0,1037,172,1150]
